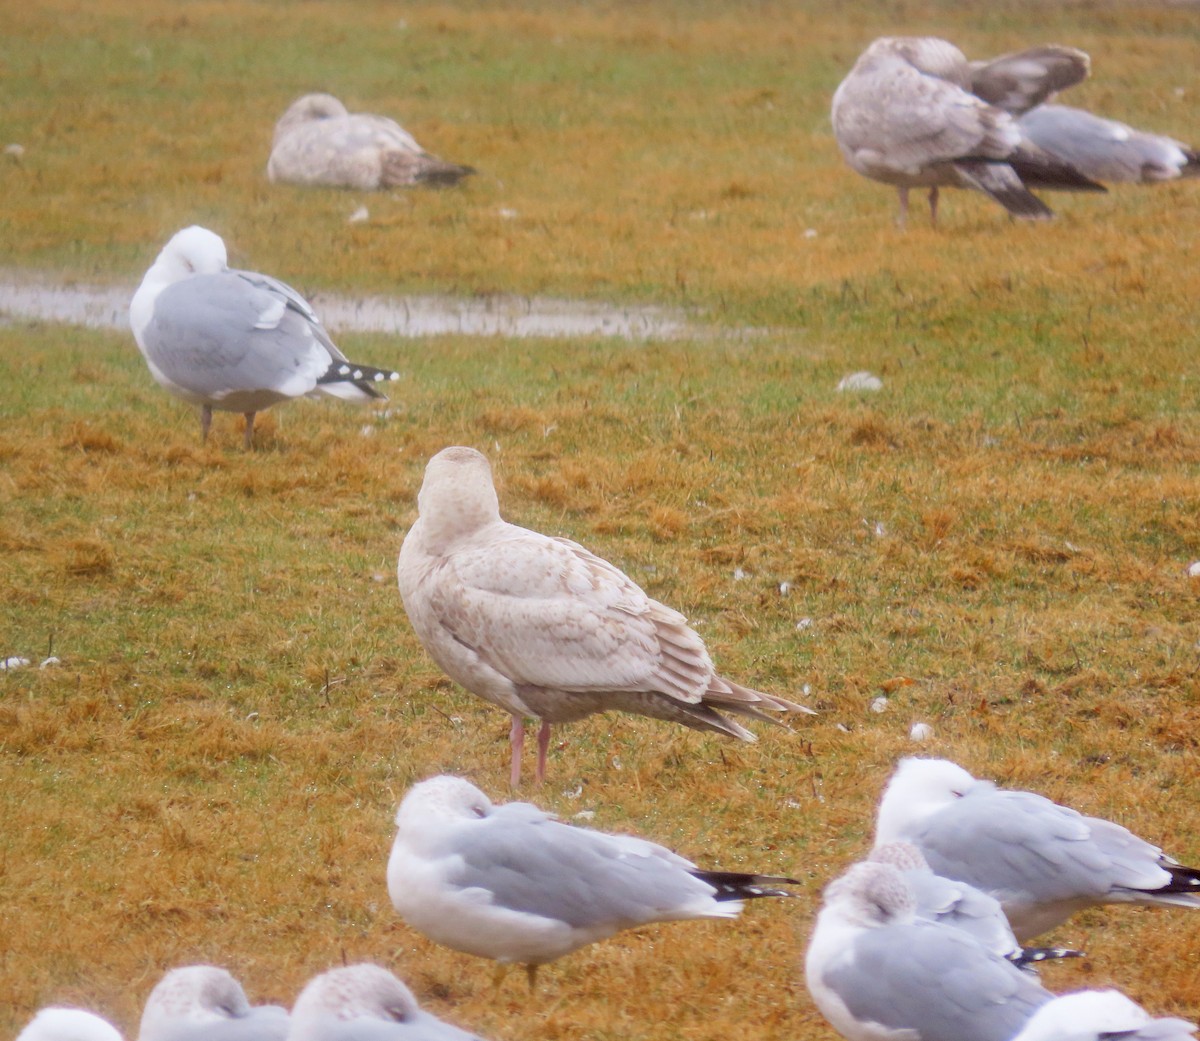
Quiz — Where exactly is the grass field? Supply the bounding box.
[2,0,1199,1038]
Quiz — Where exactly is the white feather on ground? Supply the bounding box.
[396,446,814,786]
[268,94,474,190]
[287,964,485,1041]
[831,37,1104,226]
[874,757,1200,940]
[129,226,399,448]
[386,775,799,980]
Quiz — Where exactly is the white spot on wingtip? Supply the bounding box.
[338,365,351,375]
[353,369,363,379]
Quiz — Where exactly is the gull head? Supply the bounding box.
[823,861,917,929]
[16,1009,124,1041]
[395,775,493,833]
[875,757,977,844]
[277,92,350,128]
[415,447,502,541]
[140,966,251,1036]
[1012,990,1161,1041]
[868,840,931,873]
[153,226,229,283]
[291,964,419,1024]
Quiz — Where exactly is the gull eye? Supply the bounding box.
[472,803,487,818]
[386,1005,409,1023]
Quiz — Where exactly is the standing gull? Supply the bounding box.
[874,757,1200,940]
[396,446,813,785]
[129,226,399,448]
[287,964,486,1041]
[16,1010,124,1041]
[138,965,289,1041]
[386,775,800,982]
[831,37,1104,226]
[268,94,475,190]
[1017,104,1200,184]
[805,860,1192,1041]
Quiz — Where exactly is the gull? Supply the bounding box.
[868,841,1083,969]
[267,94,475,190]
[386,775,800,983]
[396,446,814,785]
[287,964,486,1041]
[138,966,289,1041]
[831,37,1104,226]
[1012,990,1196,1041]
[129,226,400,448]
[874,757,1200,940]
[1017,104,1199,184]
[806,860,1193,1041]
[16,1010,124,1041]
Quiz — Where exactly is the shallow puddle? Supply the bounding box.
[0,273,691,340]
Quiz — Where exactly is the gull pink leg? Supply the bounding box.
[535,720,552,785]
[509,714,524,788]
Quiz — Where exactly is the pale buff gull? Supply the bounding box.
[831,37,1104,226]
[129,226,399,448]
[874,757,1200,940]
[267,94,474,191]
[287,964,486,1041]
[396,445,814,786]
[386,775,800,982]
[138,965,288,1041]
[805,860,1193,1041]
[16,1009,124,1041]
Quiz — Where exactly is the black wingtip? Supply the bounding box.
[1011,946,1085,968]
[691,870,803,901]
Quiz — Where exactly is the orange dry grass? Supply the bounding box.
[2,0,1200,1038]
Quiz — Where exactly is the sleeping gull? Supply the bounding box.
[268,94,475,190]
[806,860,1192,1041]
[1011,990,1196,1041]
[16,1009,124,1041]
[386,775,800,983]
[396,445,814,785]
[868,841,1082,970]
[1017,104,1199,184]
[288,964,485,1041]
[138,965,289,1041]
[874,757,1200,940]
[129,226,400,448]
[831,37,1104,226]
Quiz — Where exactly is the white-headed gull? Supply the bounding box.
[287,964,485,1041]
[138,965,288,1041]
[267,94,474,191]
[831,37,1104,226]
[806,860,1192,1041]
[396,446,814,785]
[875,757,1200,939]
[129,226,399,448]
[386,775,799,982]
[1011,989,1196,1041]
[16,1009,124,1041]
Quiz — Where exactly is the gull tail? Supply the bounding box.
[317,360,401,401]
[1147,862,1200,906]
[953,160,1055,220]
[1006,145,1108,194]
[383,151,476,189]
[691,870,802,901]
[1010,946,1085,969]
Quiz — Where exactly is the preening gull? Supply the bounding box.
[868,842,1082,970]
[386,775,800,982]
[138,965,289,1041]
[267,94,475,190]
[831,37,1104,226]
[1011,990,1197,1041]
[874,758,1200,940]
[396,446,814,785]
[806,860,1191,1041]
[16,1009,124,1041]
[1017,104,1199,184]
[288,964,486,1041]
[129,226,400,448]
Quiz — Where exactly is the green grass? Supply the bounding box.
[2,0,1200,1038]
